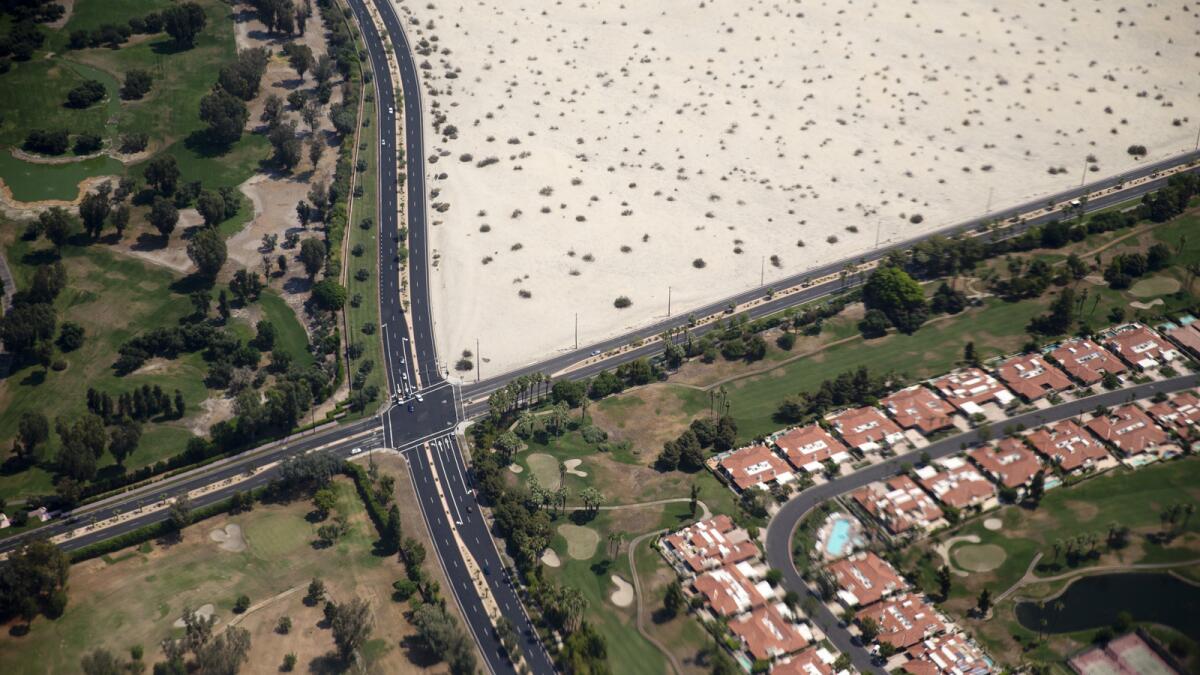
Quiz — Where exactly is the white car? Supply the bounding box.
[351,447,363,455]
[388,107,394,114]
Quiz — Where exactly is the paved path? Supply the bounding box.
[565,496,712,519]
[628,528,684,675]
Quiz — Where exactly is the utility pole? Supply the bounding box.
[760,256,765,287]
[574,313,578,351]
[667,286,672,317]
[1080,157,1088,187]
[874,220,883,249]
[476,337,480,383]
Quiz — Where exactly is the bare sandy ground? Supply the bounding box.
[392,0,1199,376]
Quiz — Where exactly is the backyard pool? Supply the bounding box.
[818,513,864,559]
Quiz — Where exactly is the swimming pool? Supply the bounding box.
[824,515,856,557]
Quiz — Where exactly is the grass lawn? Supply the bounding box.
[0,477,421,673]
[544,502,701,675]
[898,457,1200,669]
[507,419,740,520]
[344,85,385,415]
[0,0,270,201]
[0,232,312,501]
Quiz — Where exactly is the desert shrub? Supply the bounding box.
[613,296,632,309]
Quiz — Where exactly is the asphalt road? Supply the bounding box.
[460,154,1200,406]
[348,0,556,672]
[763,373,1200,674]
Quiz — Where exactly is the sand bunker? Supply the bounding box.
[953,544,1007,572]
[410,0,1198,377]
[983,518,1003,531]
[540,547,561,568]
[1129,299,1165,310]
[173,603,216,628]
[609,575,634,608]
[557,524,600,560]
[525,452,560,486]
[507,463,524,474]
[208,524,247,553]
[563,459,588,477]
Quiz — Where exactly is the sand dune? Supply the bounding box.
[393,0,1198,376]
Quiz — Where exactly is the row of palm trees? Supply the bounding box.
[513,401,573,439]
[525,476,606,514]
[487,371,552,418]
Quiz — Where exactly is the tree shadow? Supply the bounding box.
[183,129,235,159]
[398,636,444,669]
[150,39,191,56]
[650,607,677,625]
[20,248,58,267]
[132,232,166,251]
[589,559,612,576]
[19,369,46,387]
[168,274,214,296]
[306,652,350,674]
[569,510,596,525]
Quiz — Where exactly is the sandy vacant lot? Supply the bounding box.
[393,0,1197,376]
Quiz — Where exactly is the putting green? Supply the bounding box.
[558,524,600,560]
[1128,275,1180,298]
[953,543,1007,572]
[526,452,561,487]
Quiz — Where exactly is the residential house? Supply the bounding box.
[994,353,1072,401]
[851,476,944,535]
[856,593,947,649]
[718,444,794,491]
[728,604,812,662]
[1049,337,1128,386]
[929,368,1016,417]
[913,457,996,510]
[968,438,1044,490]
[774,424,852,473]
[1104,324,1180,370]
[826,551,906,608]
[1027,419,1111,472]
[903,633,994,675]
[1086,404,1170,457]
[1146,391,1200,442]
[661,515,758,575]
[826,407,905,453]
[1165,323,1200,360]
[693,562,771,617]
[773,646,840,675]
[881,385,957,435]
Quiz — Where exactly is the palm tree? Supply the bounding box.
[515,410,539,438]
[549,402,570,436]
[579,487,603,513]
[580,397,590,424]
[554,487,568,515]
[560,586,587,633]
[558,461,567,490]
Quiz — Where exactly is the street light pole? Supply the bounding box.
[476,337,480,383]
[667,286,672,318]
[574,313,578,351]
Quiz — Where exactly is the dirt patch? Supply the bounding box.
[190,396,235,436]
[591,386,698,457]
[172,603,217,629]
[558,524,600,560]
[208,524,247,553]
[112,212,202,274]
[609,575,634,607]
[1064,500,1101,523]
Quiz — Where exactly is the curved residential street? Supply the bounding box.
[764,374,1200,675]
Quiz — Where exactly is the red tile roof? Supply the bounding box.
[693,563,769,616]
[826,406,905,451]
[969,438,1044,489]
[773,647,836,675]
[881,385,956,434]
[930,368,1016,414]
[728,604,810,661]
[1049,338,1127,385]
[1027,419,1111,471]
[914,458,996,509]
[857,593,947,648]
[904,633,994,675]
[827,551,906,607]
[1104,325,1179,369]
[662,515,759,574]
[1086,404,1169,455]
[995,354,1072,401]
[774,424,850,472]
[1165,324,1200,357]
[719,445,793,491]
[1146,392,1200,440]
[851,476,944,534]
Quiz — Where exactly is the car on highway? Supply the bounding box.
[591,349,601,356]
[351,447,363,455]
[388,106,393,114]
[415,393,423,402]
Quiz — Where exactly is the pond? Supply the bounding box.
[0,150,124,202]
[1015,572,1200,640]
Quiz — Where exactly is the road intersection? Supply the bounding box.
[1,2,1198,673]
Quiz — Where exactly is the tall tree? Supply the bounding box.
[149,196,179,240]
[200,88,249,146]
[162,1,207,48]
[144,155,180,196]
[187,228,227,278]
[330,598,372,661]
[299,237,326,278]
[862,265,929,334]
